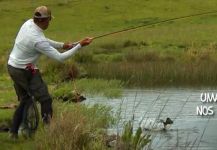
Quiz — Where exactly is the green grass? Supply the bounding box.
[0,133,35,150]
[0,75,16,123]
[1,0,217,149]
[52,78,123,99]
[2,0,217,87]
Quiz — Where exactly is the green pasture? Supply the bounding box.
[1,0,217,86]
[1,0,217,149]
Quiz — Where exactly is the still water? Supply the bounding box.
[84,88,217,150]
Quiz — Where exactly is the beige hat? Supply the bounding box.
[33,6,53,19]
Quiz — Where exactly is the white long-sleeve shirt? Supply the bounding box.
[8,19,81,69]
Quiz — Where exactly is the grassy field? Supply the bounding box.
[1,0,217,149]
[1,0,217,86]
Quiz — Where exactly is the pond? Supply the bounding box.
[84,88,217,150]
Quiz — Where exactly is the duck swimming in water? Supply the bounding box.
[140,118,173,131]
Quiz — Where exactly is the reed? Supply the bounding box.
[83,59,217,87]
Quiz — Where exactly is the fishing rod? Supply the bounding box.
[72,10,217,96]
[92,10,217,40]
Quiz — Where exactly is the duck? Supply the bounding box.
[140,117,173,131]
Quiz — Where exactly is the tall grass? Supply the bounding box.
[84,61,217,87]
[35,100,152,150]
[36,103,114,150]
[82,44,217,87]
[116,120,151,150]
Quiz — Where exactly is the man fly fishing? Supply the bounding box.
[7,5,92,139]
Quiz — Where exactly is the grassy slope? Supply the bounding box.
[2,0,217,84]
[1,0,217,54]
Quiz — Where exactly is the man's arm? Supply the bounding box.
[46,38,64,49]
[35,37,92,62]
[47,38,79,50]
[35,41,81,62]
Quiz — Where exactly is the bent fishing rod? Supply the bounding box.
[92,10,217,40]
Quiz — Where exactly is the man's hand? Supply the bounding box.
[63,42,77,50]
[79,37,93,47]
[63,37,93,50]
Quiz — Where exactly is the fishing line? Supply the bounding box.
[93,10,217,40]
